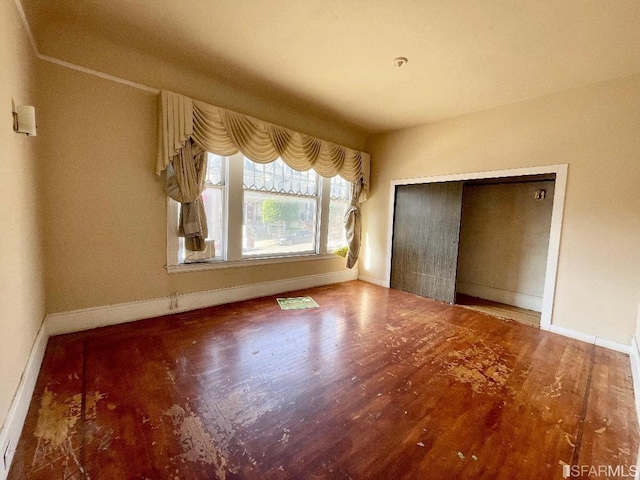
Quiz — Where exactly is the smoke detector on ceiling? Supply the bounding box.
[393,57,408,67]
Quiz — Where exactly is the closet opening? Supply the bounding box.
[455,174,556,326]
[386,165,567,331]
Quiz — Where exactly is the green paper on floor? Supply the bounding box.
[277,297,319,310]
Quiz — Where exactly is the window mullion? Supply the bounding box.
[318,176,331,255]
[226,153,244,261]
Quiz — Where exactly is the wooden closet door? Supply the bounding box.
[390,182,464,303]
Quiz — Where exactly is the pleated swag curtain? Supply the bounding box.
[157,90,370,267]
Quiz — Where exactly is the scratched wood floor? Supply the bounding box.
[8,281,639,479]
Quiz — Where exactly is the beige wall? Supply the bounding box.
[636,300,640,346]
[36,60,352,314]
[0,0,46,426]
[457,181,555,312]
[33,20,367,152]
[363,75,640,345]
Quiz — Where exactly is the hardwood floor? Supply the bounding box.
[8,281,638,479]
[456,294,542,326]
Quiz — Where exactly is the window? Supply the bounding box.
[168,153,351,270]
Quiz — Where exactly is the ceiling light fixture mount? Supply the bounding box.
[393,56,408,68]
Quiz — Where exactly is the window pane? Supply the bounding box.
[242,156,318,258]
[243,156,317,196]
[182,154,226,263]
[330,175,350,200]
[328,176,351,252]
[183,185,224,263]
[206,153,224,186]
[243,191,317,257]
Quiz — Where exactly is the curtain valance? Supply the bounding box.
[156,89,369,267]
[157,90,370,199]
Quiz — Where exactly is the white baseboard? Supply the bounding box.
[457,281,542,312]
[546,324,631,354]
[0,323,48,480]
[47,269,359,336]
[357,275,388,287]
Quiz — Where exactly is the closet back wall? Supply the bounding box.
[456,181,555,312]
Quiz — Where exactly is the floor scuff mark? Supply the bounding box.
[31,387,107,478]
[214,385,278,429]
[279,429,291,445]
[545,373,563,399]
[441,342,513,394]
[565,433,576,448]
[166,404,233,480]
[33,388,80,452]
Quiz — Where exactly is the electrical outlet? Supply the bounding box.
[169,292,179,310]
[535,189,546,200]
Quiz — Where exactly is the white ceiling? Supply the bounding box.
[20,0,640,134]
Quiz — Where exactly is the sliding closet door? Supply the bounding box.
[391,182,464,303]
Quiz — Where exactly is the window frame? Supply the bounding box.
[166,152,340,273]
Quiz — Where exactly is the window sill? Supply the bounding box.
[166,253,342,274]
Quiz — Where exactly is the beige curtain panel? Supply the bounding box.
[157,90,371,265]
[164,139,208,251]
[344,181,363,269]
